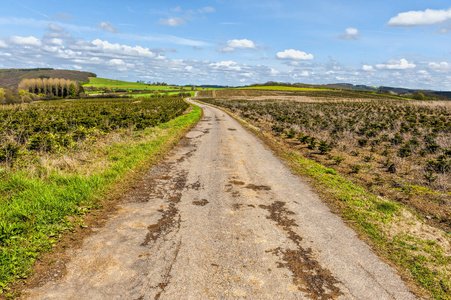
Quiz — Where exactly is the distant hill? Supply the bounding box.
[0,68,96,90]
[249,82,449,100]
[323,83,451,99]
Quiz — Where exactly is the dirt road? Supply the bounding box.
[25,101,415,299]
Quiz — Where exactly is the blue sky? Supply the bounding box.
[0,0,450,89]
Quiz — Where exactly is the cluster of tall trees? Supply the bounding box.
[18,78,83,98]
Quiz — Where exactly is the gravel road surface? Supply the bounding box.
[25,100,415,299]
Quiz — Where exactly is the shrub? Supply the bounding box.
[0,143,20,162]
[318,140,332,154]
[350,164,363,174]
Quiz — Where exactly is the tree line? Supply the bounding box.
[18,78,84,98]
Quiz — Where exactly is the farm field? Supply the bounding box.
[238,85,333,91]
[196,90,451,298]
[198,92,451,225]
[0,96,201,292]
[83,78,210,99]
[195,88,412,100]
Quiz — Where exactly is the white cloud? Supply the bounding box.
[270,68,279,75]
[185,65,194,72]
[86,39,157,58]
[428,61,451,73]
[387,8,451,27]
[228,39,258,49]
[47,38,64,46]
[276,49,314,61]
[98,21,118,33]
[362,65,374,71]
[42,45,59,53]
[107,58,125,66]
[158,17,186,27]
[9,36,41,46]
[48,23,64,32]
[218,39,259,52]
[210,60,241,71]
[107,59,134,71]
[337,27,360,40]
[376,58,416,70]
[198,7,215,14]
[0,40,8,48]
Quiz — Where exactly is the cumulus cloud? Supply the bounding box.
[428,61,451,73]
[218,39,259,52]
[210,61,241,71]
[158,17,186,27]
[98,21,118,33]
[362,65,374,71]
[198,7,215,13]
[337,27,360,40]
[70,39,157,59]
[276,49,314,61]
[107,58,125,66]
[387,8,451,27]
[9,36,41,46]
[0,40,8,48]
[376,58,416,70]
[47,38,64,46]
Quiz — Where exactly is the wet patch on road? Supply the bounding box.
[141,170,187,246]
[260,201,343,299]
[192,199,209,206]
[231,191,240,198]
[232,203,243,210]
[187,180,202,191]
[230,180,245,186]
[245,184,271,191]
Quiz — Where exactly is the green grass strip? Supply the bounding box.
[0,104,202,292]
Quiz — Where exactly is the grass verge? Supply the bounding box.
[0,103,202,294]
[195,99,451,300]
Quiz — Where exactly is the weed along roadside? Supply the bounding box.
[0,98,202,296]
[193,96,451,300]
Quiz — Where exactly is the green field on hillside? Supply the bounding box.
[83,78,189,91]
